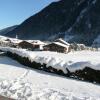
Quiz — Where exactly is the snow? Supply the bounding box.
[53,0,61,2]
[26,40,46,45]
[0,47,100,74]
[0,56,100,99]
[66,7,87,34]
[0,35,8,40]
[55,38,70,45]
[53,42,69,48]
[77,0,85,6]
[88,23,92,29]
[0,35,22,44]
[93,34,100,47]
[0,56,26,80]
[92,0,97,4]
[34,50,100,72]
[67,0,96,33]
[64,34,74,41]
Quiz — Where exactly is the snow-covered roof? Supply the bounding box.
[0,35,22,44]
[53,42,69,48]
[26,40,46,45]
[55,38,70,46]
[11,39,22,44]
[0,35,8,41]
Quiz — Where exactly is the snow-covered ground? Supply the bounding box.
[0,35,22,44]
[0,47,100,74]
[0,56,100,100]
[33,50,100,72]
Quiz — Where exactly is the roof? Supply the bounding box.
[26,40,46,45]
[11,39,22,44]
[44,42,69,48]
[19,40,31,44]
[55,38,70,46]
[53,42,69,48]
[0,35,22,44]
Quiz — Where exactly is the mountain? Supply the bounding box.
[5,0,100,46]
[0,25,18,35]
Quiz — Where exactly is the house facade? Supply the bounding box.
[18,40,46,51]
[43,42,71,53]
[18,41,34,50]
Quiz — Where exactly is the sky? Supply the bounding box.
[0,0,56,30]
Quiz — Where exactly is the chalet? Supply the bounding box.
[5,38,11,42]
[0,40,16,47]
[0,36,22,48]
[43,42,71,53]
[26,40,46,51]
[18,41,34,50]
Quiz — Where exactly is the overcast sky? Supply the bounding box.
[0,0,56,29]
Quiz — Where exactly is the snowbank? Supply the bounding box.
[0,47,100,72]
[93,34,100,47]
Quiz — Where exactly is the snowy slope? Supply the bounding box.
[0,56,100,99]
[0,35,22,44]
[93,35,100,47]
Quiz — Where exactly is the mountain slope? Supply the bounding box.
[0,25,18,35]
[6,0,100,45]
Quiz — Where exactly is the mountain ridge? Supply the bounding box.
[3,0,100,46]
[0,25,18,35]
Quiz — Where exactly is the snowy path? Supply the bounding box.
[0,56,100,99]
[0,56,27,80]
